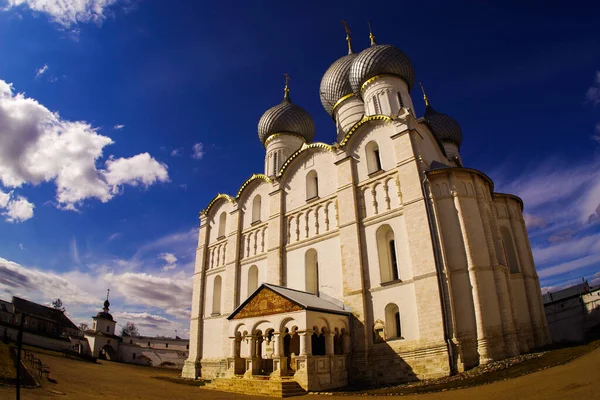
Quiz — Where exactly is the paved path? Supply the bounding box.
[2,346,599,399]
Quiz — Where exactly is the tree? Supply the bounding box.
[51,298,65,312]
[121,322,139,337]
[79,323,89,332]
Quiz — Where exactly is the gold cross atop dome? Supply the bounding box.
[419,82,430,106]
[368,21,376,46]
[342,20,353,54]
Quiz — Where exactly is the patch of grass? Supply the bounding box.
[152,376,209,386]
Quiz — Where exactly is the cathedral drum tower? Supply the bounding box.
[182,23,550,392]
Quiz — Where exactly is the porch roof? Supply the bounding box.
[228,284,351,320]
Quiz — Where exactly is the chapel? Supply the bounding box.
[182,25,550,392]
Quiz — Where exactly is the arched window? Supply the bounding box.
[372,95,381,114]
[366,141,383,174]
[385,303,402,339]
[252,195,262,223]
[218,212,227,238]
[305,248,319,295]
[212,275,222,315]
[247,265,259,295]
[306,170,318,200]
[273,152,278,176]
[397,93,404,108]
[376,224,400,283]
[500,227,520,273]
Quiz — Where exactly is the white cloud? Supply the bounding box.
[158,253,177,265]
[191,143,204,160]
[4,0,120,28]
[18,243,25,250]
[0,189,34,222]
[104,153,169,189]
[586,71,600,106]
[35,64,48,79]
[0,79,169,213]
[105,272,193,312]
[538,253,600,279]
[0,257,99,306]
[159,252,177,271]
[70,237,81,265]
[170,148,181,157]
[113,124,124,130]
[112,311,187,338]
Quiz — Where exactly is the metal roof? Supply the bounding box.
[228,283,352,320]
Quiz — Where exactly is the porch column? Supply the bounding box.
[248,335,256,357]
[272,332,281,357]
[325,333,335,355]
[299,331,311,356]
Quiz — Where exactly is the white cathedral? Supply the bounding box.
[182,26,550,393]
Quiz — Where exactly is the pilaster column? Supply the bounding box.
[230,337,237,358]
[182,215,210,379]
[451,174,503,362]
[508,211,545,348]
[474,182,517,357]
[266,184,284,285]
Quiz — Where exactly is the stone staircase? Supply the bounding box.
[204,376,306,398]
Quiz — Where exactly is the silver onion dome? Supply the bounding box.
[349,44,415,97]
[424,105,463,147]
[320,53,358,116]
[258,88,315,145]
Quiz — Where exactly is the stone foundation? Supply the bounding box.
[363,341,451,385]
[200,358,228,379]
[205,376,306,398]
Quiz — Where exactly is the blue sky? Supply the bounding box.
[0,1,598,337]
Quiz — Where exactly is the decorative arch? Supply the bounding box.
[376,224,400,283]
[339,115,392,147]
[276,142,333,180]
[235,173,272,200]
[202,193,235,217]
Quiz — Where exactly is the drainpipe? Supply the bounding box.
[421,173,456,375]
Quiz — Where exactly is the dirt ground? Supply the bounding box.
[1,346,599,400]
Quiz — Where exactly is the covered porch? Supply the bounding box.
[225,283,352,392]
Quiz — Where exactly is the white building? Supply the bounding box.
[182,27,551,392]
[83,294,189,368]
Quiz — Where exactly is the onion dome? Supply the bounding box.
[420,84,463,147]
[96,311,114,321]
[319,22,358,116]
[349,30,415,97]
[320,53,357,116]
[258,78,315,145]
[104,299,110,309]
